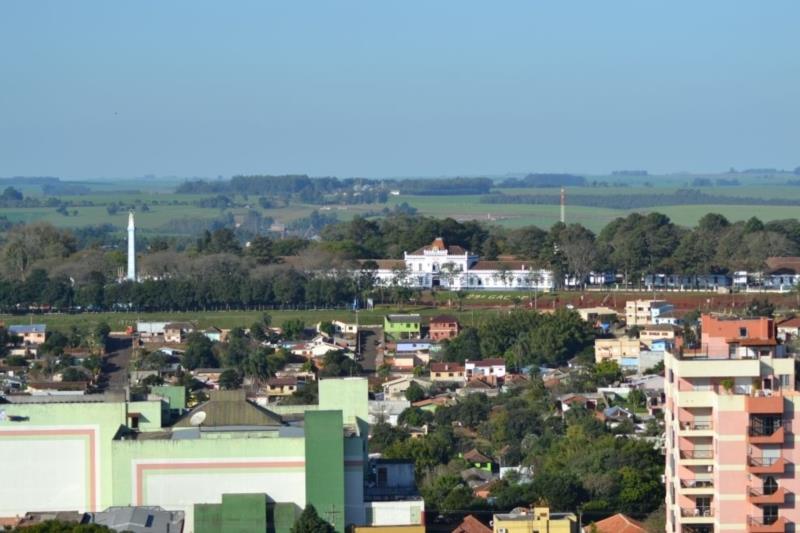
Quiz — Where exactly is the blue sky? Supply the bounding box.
[1,1,798,178]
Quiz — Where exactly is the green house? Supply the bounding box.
[384,314,422,340]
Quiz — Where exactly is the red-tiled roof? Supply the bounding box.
[584,513,646,533]
[766,256,800,274]
[430,315,458,324]
[462,448,494,463]
[431,363,465,373]
[452,515,491,533]
[778,317,800,329]
[468,358,505,367]
[726,337,777,346]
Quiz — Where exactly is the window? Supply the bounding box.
[763,505,778,524]
[763,476,778,495]
[740,327,748,337]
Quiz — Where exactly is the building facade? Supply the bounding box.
[372,238,554,291]
[664,315,798,532]
[0,378,423,533]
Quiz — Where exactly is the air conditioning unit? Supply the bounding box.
[707,465,714,473]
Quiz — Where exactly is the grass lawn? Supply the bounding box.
[0,306,513,333]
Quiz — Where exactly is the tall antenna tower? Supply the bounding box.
[560,187,566,224]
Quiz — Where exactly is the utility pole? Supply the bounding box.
[560,187,566,224]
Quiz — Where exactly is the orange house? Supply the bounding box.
[429,315,459,340]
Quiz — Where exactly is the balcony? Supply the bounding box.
[748,426,785,445]
[748,487,788,505]
[680,507,714,524]
[679,450,714,465]
[748,516,787,533]
[678,421,714,437]
[680,479,714,495]
[748,456,788,475]
[746,395,784,415]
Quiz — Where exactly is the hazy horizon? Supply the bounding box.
[2,1,799,178]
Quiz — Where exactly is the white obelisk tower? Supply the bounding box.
[127,211,136,281]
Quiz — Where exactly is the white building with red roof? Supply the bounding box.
[371,237,554,291]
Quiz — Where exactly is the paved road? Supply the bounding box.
[358,326,383,372]
[98,335,133,392]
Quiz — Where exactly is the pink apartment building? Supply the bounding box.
[665,315,796,532]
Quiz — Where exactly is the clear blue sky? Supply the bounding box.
[1,1,798,178]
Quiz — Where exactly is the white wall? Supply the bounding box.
[0,437,88,514]
[366,500,424,526]
[138,460,305,533]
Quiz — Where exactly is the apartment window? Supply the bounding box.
[763,476,778,495]
[739,327,748,337]
[780,374,791,389]
[695,497,711,516]
[763,505,778,525]
[668,369,674,384]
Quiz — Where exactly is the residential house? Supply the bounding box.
[332,320,359,335]
[136,321,169,343]
[384,315,422,340]
[465,358,506,380]
[265,377,303,399]
[777,316,800,340]
[639,324,678,348]
[192,368,227,389]
[461,448,495,472]
[452,515,492,533]
[202,327,223,342]
[582,513,646,533]
[8,324,46,345]
[412,395,454,413]
[459,376,500,397]
[429,315,460,341]
[382,376,421,400]
[576,306,619,325]
[368,399,410,426]
[492,507,578,533]
[594,338,641,363]
[430,362,465,383]
[164,322,194,344]
[557,393,604,414]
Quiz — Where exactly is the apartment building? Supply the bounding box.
[626,300,674,326]
[665,314,797,533]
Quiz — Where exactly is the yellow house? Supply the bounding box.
[493,507,578,533]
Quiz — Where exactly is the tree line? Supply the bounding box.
[0,211,798,311]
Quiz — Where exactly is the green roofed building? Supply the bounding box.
[0,378,423,533]
[383,315,421,340]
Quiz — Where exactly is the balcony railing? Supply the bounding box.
[747,515,787,533]
[680,507,714,518]
[748,426,786,444]
[680,479,714,489]
[748,456,788,474]
[680,421,713,431]
[748,486,787,505]
[680,450,714,460]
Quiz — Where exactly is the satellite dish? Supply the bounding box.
[189,411,207,427]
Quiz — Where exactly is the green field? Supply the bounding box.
[0,306,506,332]
[7,174,800,235]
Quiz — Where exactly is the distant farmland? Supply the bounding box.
[6,173,800,235]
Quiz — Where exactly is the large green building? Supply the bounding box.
[0,378,423,532]
[383,315,421,340]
